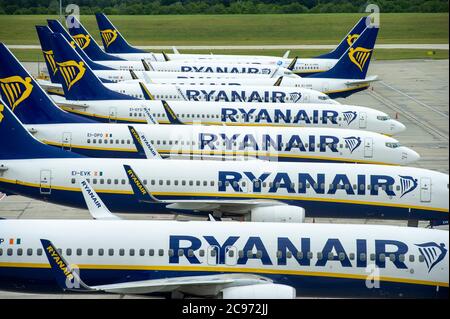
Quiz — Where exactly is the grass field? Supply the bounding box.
[1,13,448,61]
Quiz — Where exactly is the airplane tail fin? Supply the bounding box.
[36,26,61,84]
[0,97,82,159]
[310,26,379,80]
[50,33,137,101]
[315,16,369,59]
[0,43,92,124]
[47,19,115,72]
[66,15,124,61]
[95,13,147,54]
[40,239,92,292]
[162,100,184,124]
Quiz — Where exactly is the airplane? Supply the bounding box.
[47,19,295,78]
[51,25,379,99]
[133,27,379,99]
[47,33,335,104]
[90,13,371,77]
[0,199,447,298]
[0,42,405,136]
[0,101,447,223]
[0,56,419,165]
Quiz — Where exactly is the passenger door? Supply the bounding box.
[109,107,117,123]
[364,138,373,158]
[420,178,432,202]
[40,170,52,195]
[359,112,367,129]
[62,132,72,151]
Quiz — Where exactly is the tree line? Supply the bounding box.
[0,0,448,15]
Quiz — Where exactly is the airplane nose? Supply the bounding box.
[391,120,406,134]
[404,149,421,164]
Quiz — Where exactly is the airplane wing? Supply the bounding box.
[36,78,63,91]
[50,95,89,109]
[345,75,379,86]
[40,239,281,297]
[123,164,286,214]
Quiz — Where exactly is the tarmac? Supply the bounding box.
[0,59,448,298]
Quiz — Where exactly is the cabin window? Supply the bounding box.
[108,249,114,256]
[149,249,155,256]
[359,253,366,262]
[119,249,125,256]
[37,249,43,256]
[27,248,33,256]
[129,249,135,256]
[98,249,104,256]
[17,248,23,256]
[379,254,386,262]
[88,249,93,256]
[66,249,72,256]
[139,249,145,257]
[159,249,164,257]
[419,255,425,263]
[7,248,13,256]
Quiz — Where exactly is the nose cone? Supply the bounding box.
[391,120,406,135]
[404,149,421,164]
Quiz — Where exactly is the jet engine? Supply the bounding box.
[249,205,306,223]
[221,284,296,299]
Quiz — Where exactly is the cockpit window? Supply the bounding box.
[386,142,402,148]
[377,115,391,121]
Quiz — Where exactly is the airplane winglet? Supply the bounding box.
[123,164,160,203]
[172,46,180,55]
[130,70,139,80]
[127,126,162,159]
[162,100,184,124]
[282,50,290,59]
[79,179,121,220]
[40,239,92,292]
[142,59,152,71]
[287,56,298,71]
[139,82,155,100]
[143,108,159,125]
[274,76,283,87]
[162,51,170,62]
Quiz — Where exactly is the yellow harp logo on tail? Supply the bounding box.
[72,34,91,50]
[43,50,58,75]
[0,103,4,122]
[100,29,118,48]
[0,76,34,112]
[348,47,372,72]
[347,34,360,47]
[56,60,86,90]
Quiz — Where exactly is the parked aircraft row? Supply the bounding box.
[0,14,447,299]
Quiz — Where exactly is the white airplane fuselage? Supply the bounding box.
[51,97,406,136]
[0,220,447,298]
[25,123,419,165]
[0,159,448,221]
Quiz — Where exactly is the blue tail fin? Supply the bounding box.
[36,26,61,84]
[310,27,379,80]
[47,19,115,72]
[95,13,148,54]
[66,15,124,61]
[0,97,82,159]
[315,17,369,59]
[50,33,138,101]
[0,43,93,124]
